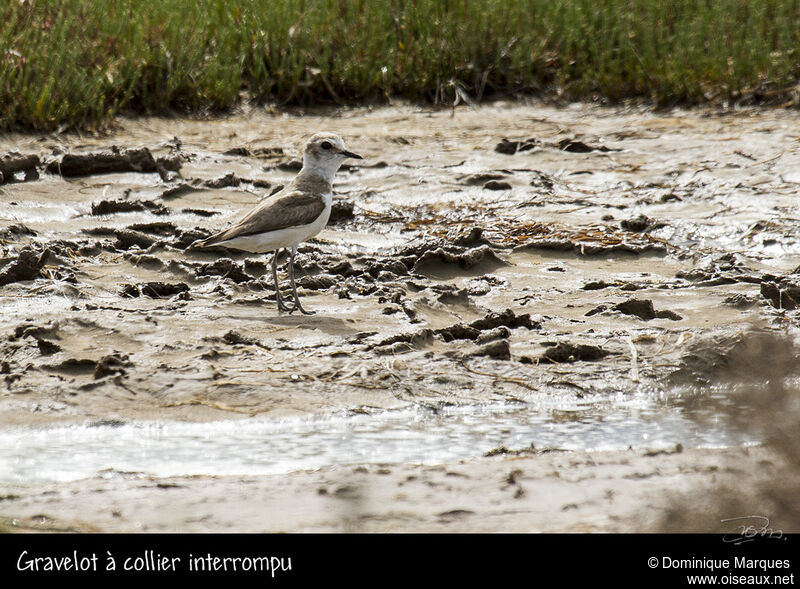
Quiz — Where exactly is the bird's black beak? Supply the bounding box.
[341,150,363,159]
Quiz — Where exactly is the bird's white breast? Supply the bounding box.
[216,193,332,254]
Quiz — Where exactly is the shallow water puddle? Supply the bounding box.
[0,395,754,483]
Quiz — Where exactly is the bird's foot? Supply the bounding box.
[288,301,315,315]
[276,297,292,313]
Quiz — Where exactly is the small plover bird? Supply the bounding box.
[194,132,362,314]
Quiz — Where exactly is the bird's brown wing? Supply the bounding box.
[198,189,326,247]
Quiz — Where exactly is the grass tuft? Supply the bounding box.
[1,0,799,131]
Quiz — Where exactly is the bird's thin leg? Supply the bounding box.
[271,249,291,312]
[288,246,314,315]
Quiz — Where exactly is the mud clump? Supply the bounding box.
[435,324,480,342]
[371,308,537,353]
[760,280,799,310]
[412,245,507,275]
[458,173,507,186]
[124,254,164,269]
[160,182,205,200]
[298,274,338,290]
[483,180,512,191]
[36,339,62,355]
[583,280,610,291]
[435,288,471,306]
[195,258,251,283]
[470,339,511,360]
[675,254,758,287]
[373,329,435,354]
[0,248,48,287]
[12,321,60,341]
[43,353,131,379]
[93,354,132,379]
[154,156,183,181]
[127,222,178,237]
[584,305,607,317]
[47,147,180,177]
[216,330,268,349]
[452,227,493,248]
[613,299,682,321]
[10,321,62,355]
[529,171,555,191]
[174,228,212,250]
[222,331,259,346]
[722,293,757,309]
[45,358,97,375]
[475,326,511,344]
[0,153,40,184]
[468,308,539,331]
[114,230,158,251]
[514,239,666,256]
[484,443,543,457]
[620,215,656,233]
[204,173,241,189]
[235,146,287,160]
[0,223,37,240]
[495,138,538,155]
[541,342,610,363]
[274,160,303,172]
[557,138,616,153]
[182,208,220,217]
[223,147,250,157]
[243,259,267,275]
[363,258,409,278]
[321,259,358,278]
[83,227,160,251]
[91,199,171,216]
[120,282,190,298]
[328,200,355,225]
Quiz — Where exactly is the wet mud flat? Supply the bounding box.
[1,103,799,532]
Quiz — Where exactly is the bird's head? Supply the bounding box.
[302,133,362,180]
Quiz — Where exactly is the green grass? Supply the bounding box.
[1,0,799,131]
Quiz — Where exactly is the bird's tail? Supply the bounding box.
[191,232,223,250]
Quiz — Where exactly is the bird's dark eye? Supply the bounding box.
[320,141,332,150]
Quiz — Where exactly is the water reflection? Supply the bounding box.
[0,396,755,483]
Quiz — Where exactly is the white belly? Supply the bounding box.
[216,203,331,253]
